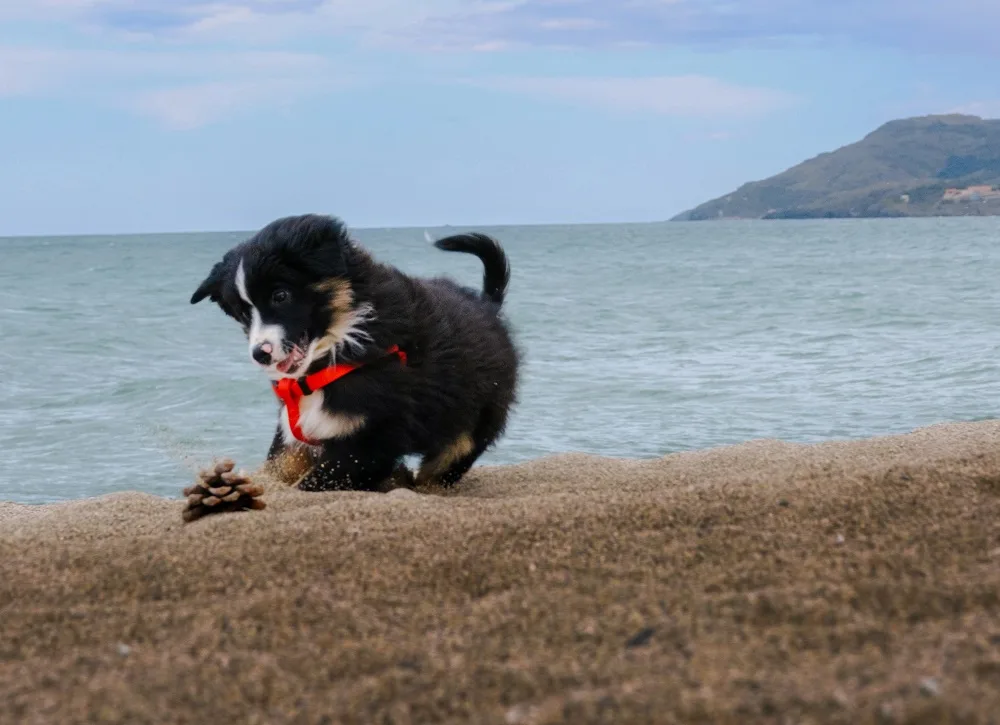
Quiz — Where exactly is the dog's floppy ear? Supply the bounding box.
[190,261,224,305]
[289,214,354,275]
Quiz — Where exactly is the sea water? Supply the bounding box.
[2,217,998,504]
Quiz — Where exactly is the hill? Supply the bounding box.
[672,114,1000,220]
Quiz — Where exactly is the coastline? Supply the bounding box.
[3,420,1000,723]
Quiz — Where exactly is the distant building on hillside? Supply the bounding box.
[942,185,1000,202]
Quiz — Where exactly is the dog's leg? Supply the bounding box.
[259,423,318,486]
[416,432,477,487]
[417,442,489,487]
[417,405,508,487]
[295,430,405,492]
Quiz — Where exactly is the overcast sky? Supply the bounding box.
[1,0,997,235]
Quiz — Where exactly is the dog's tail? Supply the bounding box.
[433,232,511,307]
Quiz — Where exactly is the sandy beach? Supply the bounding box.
[3,421,1000,724]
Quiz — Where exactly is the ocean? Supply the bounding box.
[2,217,998,504]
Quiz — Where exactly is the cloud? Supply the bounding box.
[699,131,738,142]
[129,77,329,129]
[3,38,793,126]
[4,0,998,55]
[0,48,68,95]
[0,0,522,45]
[537,18,606,31]
[950,101,1000,120]
[0,45,343,128]
[479,75,797,118]
[520,0,1000,55]
[0,0,320,23]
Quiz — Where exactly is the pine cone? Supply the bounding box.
[181,459,266,523]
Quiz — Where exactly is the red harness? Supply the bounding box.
[271,345,406,446]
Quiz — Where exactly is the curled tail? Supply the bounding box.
[433,232,511,307]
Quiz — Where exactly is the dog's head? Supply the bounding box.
[191,214,372,379]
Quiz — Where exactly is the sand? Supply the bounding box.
[3,422,1000,724]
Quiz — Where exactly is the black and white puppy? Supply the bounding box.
[190,214,519,492]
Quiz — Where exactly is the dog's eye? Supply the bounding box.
[271,289,291,306]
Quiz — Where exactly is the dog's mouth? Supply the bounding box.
[276,346,306,375]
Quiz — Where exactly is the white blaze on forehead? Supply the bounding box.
[235,258,251,304]
[237,257,287,363]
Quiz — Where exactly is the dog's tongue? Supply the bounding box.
[277,352,301,374]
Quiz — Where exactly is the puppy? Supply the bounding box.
[190,214,519,492]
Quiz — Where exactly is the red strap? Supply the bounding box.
[271,346,406,445]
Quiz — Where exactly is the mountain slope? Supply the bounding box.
[672,114,1000,220]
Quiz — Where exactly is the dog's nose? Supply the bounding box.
[252,343,273,365]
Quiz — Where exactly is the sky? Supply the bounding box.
[1,0,998,236]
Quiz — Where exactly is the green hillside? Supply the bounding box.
[672,114,1000,221]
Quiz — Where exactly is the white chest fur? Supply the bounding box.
[280,390,366,447]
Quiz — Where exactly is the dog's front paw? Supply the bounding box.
[374,462,415,493]
[182,459,266,523]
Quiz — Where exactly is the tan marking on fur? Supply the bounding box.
[416,433,475,486]
[312,278,356,354]
[315,277,354,315]
[261,447,318,487]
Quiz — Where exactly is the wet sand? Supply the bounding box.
[3,421,1000,724]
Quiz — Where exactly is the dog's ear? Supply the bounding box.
[290,215,354,274]
[190,261,224,305]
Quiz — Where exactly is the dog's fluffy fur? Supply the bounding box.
[190,214,519,491]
